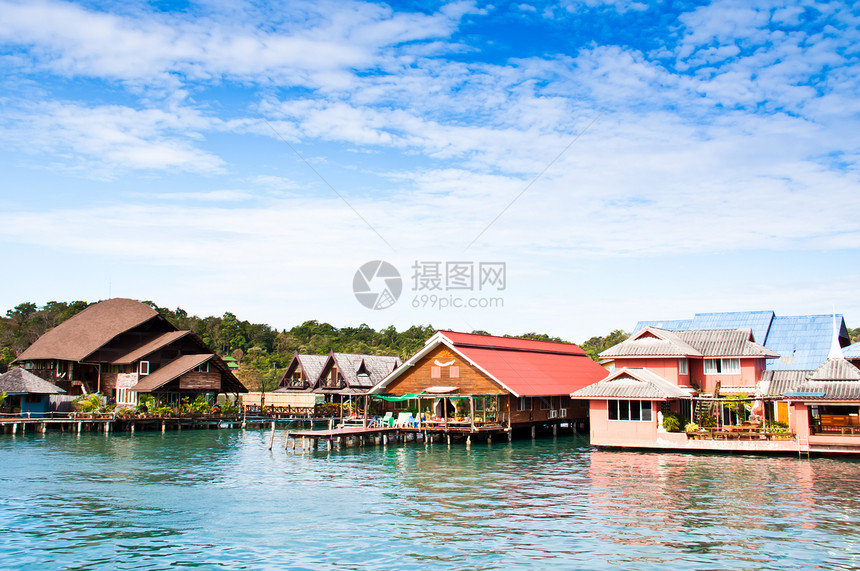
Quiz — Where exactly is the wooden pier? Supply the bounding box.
[0,413,339,435]
[284,424,522,451]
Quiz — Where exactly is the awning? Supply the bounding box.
[375,393,423,402]
[424,386,458,394]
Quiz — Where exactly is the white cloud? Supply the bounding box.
[1,100,224,177]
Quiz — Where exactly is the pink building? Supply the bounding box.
[571,327,783,451]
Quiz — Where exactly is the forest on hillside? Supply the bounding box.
[6,300,857,392]
[0,299,675,391]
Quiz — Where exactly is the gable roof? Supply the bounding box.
[111,331,192,365]
[16,298,164,362]
[570,368,692,400]
[769,358,860,400]
[808,358,860,382]
[372,330,606,397]
[130,354,246,394]
[600,327,778,359]
[319,353,402,391]
[0,368,66,395]
[632,311,848,370]
[130,354,213,393]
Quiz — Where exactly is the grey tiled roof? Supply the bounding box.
[787,380,860,400]
[600,327,778,359]
[809,358,860,381]
[0,368,65,394]
[570,368,692,400]
[761,370,809,396]
[765,359,860,400]
[333,353,401,388]
[600,329,700,358]
[296,354,329,382]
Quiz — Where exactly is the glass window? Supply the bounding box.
[678,358,688,375]
[609,400,653,422]
[641,401,652,421]
[704,358,741,374]
[139,361,149,376]
[608,400,619,420]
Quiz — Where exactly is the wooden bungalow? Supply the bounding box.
[276,353,330,392]
[14,298,246,404]
[0,368,65,417]
[369,330,607,433]
[316,353,401,397]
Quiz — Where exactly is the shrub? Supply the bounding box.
[136,394,155,413]
[190,395,211,415]
[685,422,700,433]
[220,401,239,415]
[663,413,689,432]
[73,393,105,413]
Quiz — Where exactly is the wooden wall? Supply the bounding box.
[178,372,221,390]
[385,345,503,396]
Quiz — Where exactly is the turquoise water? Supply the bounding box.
[1,430,859,570]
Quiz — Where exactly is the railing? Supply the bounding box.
[812,424,860,436]
[686,427,793,441]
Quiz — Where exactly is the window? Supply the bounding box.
[704,358,740,374]
[192,362,209,373]
[431,366,441,378]
[678,358,688,375]
[139,361,149,376]
[540,397,552,410]
[608,400,653,422]
[117,388,137,406]
[518,397,530,411]
[449,366,460,379]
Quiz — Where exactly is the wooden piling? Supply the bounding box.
[268,421,276,450]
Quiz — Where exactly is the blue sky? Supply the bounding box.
[1,0,858,341]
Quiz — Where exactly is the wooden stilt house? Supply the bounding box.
[369,330,607,432]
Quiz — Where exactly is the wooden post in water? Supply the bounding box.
[531,425,536,439]
[553,424,558,436]
[77,421,82,434]
[130,422,135,434]
[466,435,471,448]
[42,422,47,434]
[268,421,276,450]
[162,421,166,433]
[12,423,17,435]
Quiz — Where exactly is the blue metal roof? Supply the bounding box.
[844,342,860,359]
[632,311,849,371]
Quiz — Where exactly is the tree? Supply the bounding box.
[580,329,629,361]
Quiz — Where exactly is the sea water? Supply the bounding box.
[1,430,858,570]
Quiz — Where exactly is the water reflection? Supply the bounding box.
[2,432,860,569]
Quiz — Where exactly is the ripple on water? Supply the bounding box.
[2,431,860,569]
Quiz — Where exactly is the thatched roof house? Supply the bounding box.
[14,298,246,404]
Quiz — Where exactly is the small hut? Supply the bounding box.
[0,368,65,417]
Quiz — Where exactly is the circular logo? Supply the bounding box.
[353,260,402,310]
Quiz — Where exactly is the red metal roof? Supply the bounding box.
[438,330,588,355]
[438,330,606,397]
